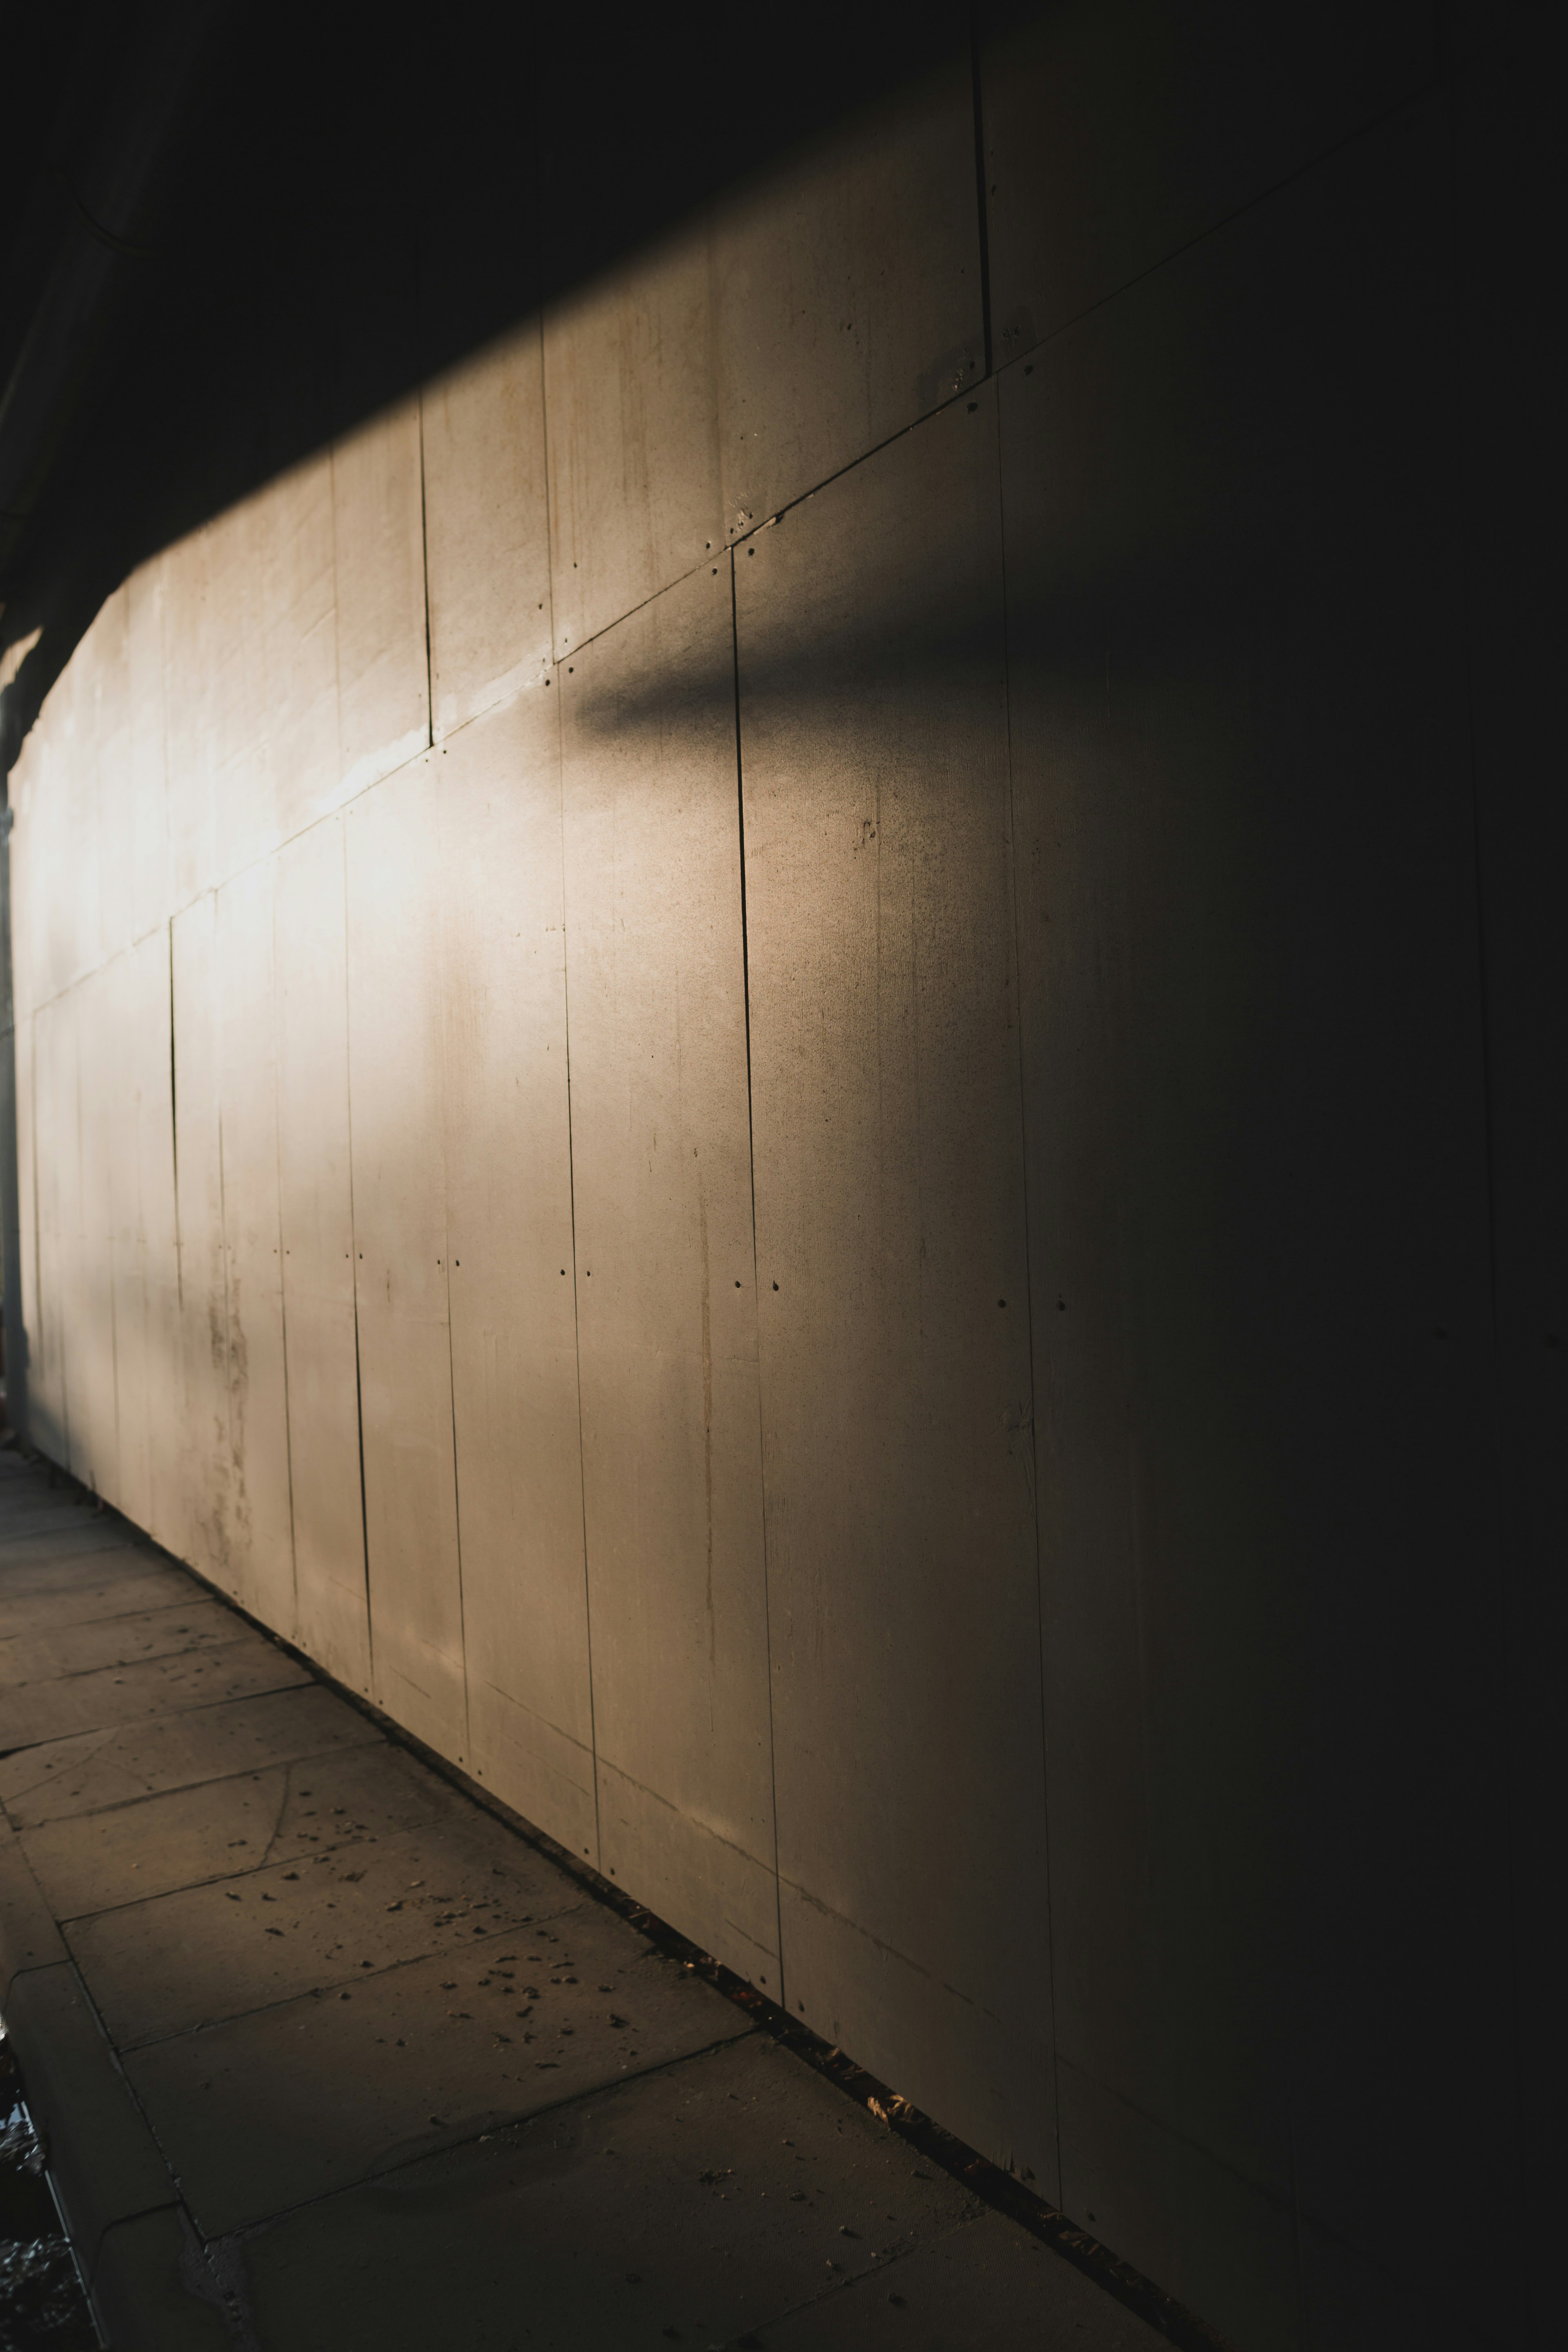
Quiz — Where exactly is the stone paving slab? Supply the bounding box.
[762,2209,1170,2350]
[127,1922,754,2236]
[0,1556,197,1635]
[0,1595,242,1686]
[0,1684,382,1830]
[0,1505,120,1548]
[0,1524,144,1577]
[20,1737,463,1916]
[68,1808,589,2046]
[228,2034,1164,2352]
[0,1629,311,1747]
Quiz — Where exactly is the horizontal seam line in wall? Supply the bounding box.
[552,374,998,668]
[596,1752,776,1875]
[1055,2056,1294,2218]
[998,77,1444,374]
[15,731,461,1018]
[18,392,995,1007]
[470,1673,593,1761]
[780,1872,965,1999]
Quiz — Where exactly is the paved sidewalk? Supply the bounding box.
[0,1451,1164,2351]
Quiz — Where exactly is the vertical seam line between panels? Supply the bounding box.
[543,340,602,1866]
[998,85,1441,379]
[994,373,1061,2203]
[29,1009,43,1408]
[340,818,375,1692]
[63,1000,73,1463]
[418,395,435,750]
[729,546,786,2005]
[69,999,83,1485]
[167,920,182,1313]
[216,1090,234,1549]
[969,9,994,381]
[445,1280,468,1766]
[106,1029,120,1505]
[330,450,374,1690]
[271,888,301,1635]
[552,650,601,1868]
[437,811,471,1768]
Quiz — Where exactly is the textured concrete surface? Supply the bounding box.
[0,1452,1162,2348]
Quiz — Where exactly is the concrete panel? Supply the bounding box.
[261,451,340,845]
[735,389,1052,2183]
[9,750,49,1023]
[13,1002,39,1443]
[714,60,982,541]
[16,682,93,1010]
[207,495,276,890]
[212,861,296,1637]
[33,989,79,1467]
[125,558,172,950]
[980,0,1432,364]
[560,562,777,1980]
[423,326,552,735]
[274,817,370,1696]
[344,760,465,1757]
[162,526,223,911]
[77,598,134,973]
[51,628,108,992]
[67,968,120,1501]
[544,228,722,659]
[333,401,430,802]
[170,893,232,1593]
[1056,2061,1301,2350]
[107,930,180,1548]
[435,693,595,1852]
[998,108,1508,2346]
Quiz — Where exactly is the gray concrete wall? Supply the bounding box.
[6,11,1560,2347]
